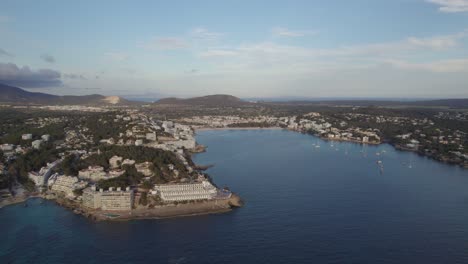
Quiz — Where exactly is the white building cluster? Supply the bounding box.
[78,166,124,182]
[49,175,88,197]
[27,160,62,186]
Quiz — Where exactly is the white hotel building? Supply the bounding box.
[154,180,218,202]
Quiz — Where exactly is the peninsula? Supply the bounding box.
[0,86,243,220]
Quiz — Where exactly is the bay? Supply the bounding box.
[1,129,468,263]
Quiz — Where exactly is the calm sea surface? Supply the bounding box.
[1,129,468,264]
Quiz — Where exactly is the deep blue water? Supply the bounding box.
[2,129,468,264]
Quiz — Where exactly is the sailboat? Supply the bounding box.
[376,160,384,174]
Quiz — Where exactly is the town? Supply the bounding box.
[0,100,467,219]
[176,107,468,167]
[0,107,241,220]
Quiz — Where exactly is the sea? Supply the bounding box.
[1,129,468,264]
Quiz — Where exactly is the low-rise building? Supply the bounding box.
[108,169,125,178]
[109,155,123,169]
[122,159,136,166]
[135,162,153,176]
[0,144,14,152]
[78,166,107,182]
[28,160,62,186]
[32,139,43,149]
[146,132,157,141]
[22,134,32,140]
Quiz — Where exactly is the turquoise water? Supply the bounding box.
[1,129,468,263]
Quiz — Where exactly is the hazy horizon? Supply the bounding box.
[1,0,468,98]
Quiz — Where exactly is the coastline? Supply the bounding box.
[194,126,283,132]
[196,127,466,168]
[0,196,29,209]
[317,136,381,145]
[53,193,243,221]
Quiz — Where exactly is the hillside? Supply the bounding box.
[0,83,131,105]
[156,94,250,107]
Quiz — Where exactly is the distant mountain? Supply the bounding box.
[156,94,250,107]
[406,99,468,109]
[0,83,132,105]
[266,98,468,109]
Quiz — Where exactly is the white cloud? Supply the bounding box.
[271,27,317,37]
[196,30,468,75]
[427,0,468,12]
[141,28,222,51]
[190,27,223,40]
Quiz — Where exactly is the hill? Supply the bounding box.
[156,94,250,107]
[266,98,468,109]
[0,83,132,105]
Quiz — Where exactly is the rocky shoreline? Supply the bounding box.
[1,191,243,221]
[0,195,31,209]
[54,193,243,221]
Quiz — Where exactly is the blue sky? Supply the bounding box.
[0,0,468,98]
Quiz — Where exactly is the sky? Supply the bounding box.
[0,0,468,99]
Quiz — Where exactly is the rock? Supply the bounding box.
[228,194,244,208]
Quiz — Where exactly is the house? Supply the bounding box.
[135,139,143,146]
[146,132,157,141]
[22,134,32,140]
[32,139,43,149]
[78,166,107,182]
[109,156,123,169]
[135,162,153,176]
